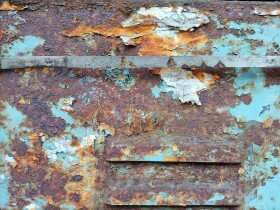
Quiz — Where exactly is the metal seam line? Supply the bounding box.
[1,56,280,69]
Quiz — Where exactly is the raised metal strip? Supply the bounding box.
[105,135,244,163]
[106,179,241,206]
[1,56,280,69]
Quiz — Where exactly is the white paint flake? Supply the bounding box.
[122,7,209,31]
[254,7,280,16]
[160,69,217,105]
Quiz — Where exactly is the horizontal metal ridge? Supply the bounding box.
[105,135,244,163]
[106,179,241,206]
[1,56,280,69]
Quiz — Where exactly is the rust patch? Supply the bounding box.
[62,25,207,56]
[61,24,156,40]
[0,1,25,11]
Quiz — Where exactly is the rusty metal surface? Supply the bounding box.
[1,0,280,209]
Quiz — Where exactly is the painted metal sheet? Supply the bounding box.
[1,0,280,209]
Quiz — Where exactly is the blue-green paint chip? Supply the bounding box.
[0,175,10,208]
[105,68,135,91]
[229,68,280,123]
[1,35,45,57]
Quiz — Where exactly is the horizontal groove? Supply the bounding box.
[105,135,244,163]
[106,179,241,206]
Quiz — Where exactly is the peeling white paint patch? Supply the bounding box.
[80,134,96,148]
[159,69,218,105]
[254,7,280,16]
[43,137,78,163]
[122,7,209,31]
[5,154,17,167]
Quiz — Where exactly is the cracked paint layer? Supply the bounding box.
[151,69,219,105]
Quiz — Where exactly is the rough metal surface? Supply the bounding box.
[1,0,280,209]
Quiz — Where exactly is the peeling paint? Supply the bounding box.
[211,19,280,56]
[151,69,219,105]
[122,7,209,31]
[229,68,280,124]
[254,7,280,16]
[62,7,208,56]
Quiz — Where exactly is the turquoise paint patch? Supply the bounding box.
[1,35,45,57]
[71,126,95,139]
[222,124,243,135]
[245,174,280,210]
[211,19,280,56]
[0,175,10,208]
[244,144,280,209]
[8,24,16,32]
[0,102,26,143]
[0,103,30,208]
[49,98,75,125]
[151,81,178,101]
[60,203,76,210]
[205,193,225,205]
[229,68,280,123]
[105,68,135,91]
[44,97,112,167]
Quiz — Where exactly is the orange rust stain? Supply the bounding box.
[18,97,26,105]
[0,1,24,10]
[62,24,207,56]
[238,167,245,175]
[121,148,131,156]
[263,116,274,128]
[192,71,205,82]
[70,140,80,147]
[13,150,39,169]
[111,198,123,205]
[61,24,155,38]
[163,155,181,162]
[0,30,6,39]
[220,168,224,186]
[99,122,115,136]
[64,147,99,209]
[137,31,207,56]
[172,144,178,152]
[207,74,220,87]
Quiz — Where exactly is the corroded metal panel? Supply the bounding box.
[1,0,280,209]
[105,134,244,163]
